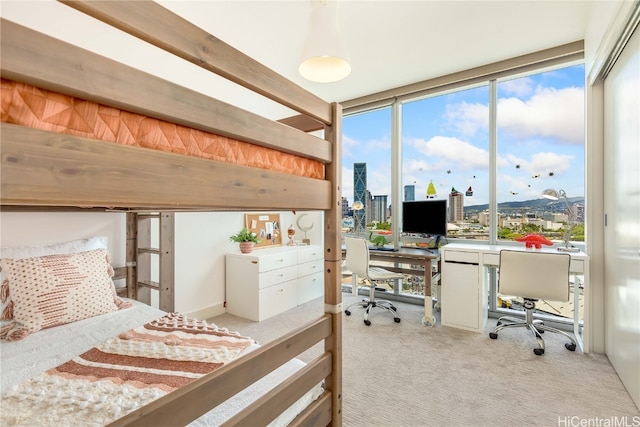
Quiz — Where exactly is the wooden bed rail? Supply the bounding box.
[0,124,331,210]
[107,314,333,427]
[60,0,333,127]
[0,18,331,163]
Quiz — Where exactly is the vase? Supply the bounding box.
[239,242,255,254]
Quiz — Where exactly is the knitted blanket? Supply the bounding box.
[0,313,254,426]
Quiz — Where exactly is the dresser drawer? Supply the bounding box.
[298,246,323,264]
[258,280,297,320]
[298,259,323,277]
[255,251,298,273]
[259,265,298,289]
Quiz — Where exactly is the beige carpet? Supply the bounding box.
[210,294,639,427]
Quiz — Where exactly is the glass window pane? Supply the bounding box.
[402,85,490,244]
[342,107,393,238]
[496,64,585,247]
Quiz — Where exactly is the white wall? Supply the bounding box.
[172,210,324,319]
[0,212,126,262]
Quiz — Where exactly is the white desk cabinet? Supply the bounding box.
[441,249,487,332]
[225,245,323,321]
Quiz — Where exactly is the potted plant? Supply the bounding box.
[229,227,260,253]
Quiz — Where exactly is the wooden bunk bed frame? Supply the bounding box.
[1,1,343,426]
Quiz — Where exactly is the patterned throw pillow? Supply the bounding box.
[0,248,125,341]
[0,236,109,322]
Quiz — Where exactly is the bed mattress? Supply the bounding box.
[0,300,322,426]
[0,79,324,180]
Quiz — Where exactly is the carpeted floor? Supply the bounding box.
[210,293,639,427]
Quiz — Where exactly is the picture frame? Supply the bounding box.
[245,213,282,248]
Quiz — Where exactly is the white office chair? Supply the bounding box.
[343,237,403,325]
[489,250,577,355]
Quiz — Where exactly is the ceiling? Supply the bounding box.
[161,1,593,103]
[1,1,594,116]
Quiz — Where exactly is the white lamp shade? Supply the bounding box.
[299,1,351,83]
[541,188,560,200]
[541,188,566,201]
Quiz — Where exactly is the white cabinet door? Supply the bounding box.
[258,280,298,321]
[441,260,481,332]
[298,270,323,304]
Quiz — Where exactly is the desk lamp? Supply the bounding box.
[541,188,580,252]
[352,201,364,237]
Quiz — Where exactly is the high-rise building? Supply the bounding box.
[353,163,367,232]
[341,197,350,218]
[404,185,415,201]
[574,204,585,223]
[372,195,388,223]
[448,188,464,222]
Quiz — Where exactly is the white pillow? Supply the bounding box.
[0,237,108,322]
[0,248,122,341]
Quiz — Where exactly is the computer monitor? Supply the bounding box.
[402,199,448,247]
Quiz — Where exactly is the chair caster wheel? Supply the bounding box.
[489,332,498,339]
[394,317,401,323]
[345,310,351,316]
[364,320,371,326]
[534,348,545,356]
[496,321,502,326]
[565,343,576,351]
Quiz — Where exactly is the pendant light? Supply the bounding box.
[299,0,351,83]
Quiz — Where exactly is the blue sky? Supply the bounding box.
[342,64,585,207]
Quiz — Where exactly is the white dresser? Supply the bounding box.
[225,245,323,321]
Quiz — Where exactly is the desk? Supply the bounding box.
[342,246,441,326]
[440,243,589,352]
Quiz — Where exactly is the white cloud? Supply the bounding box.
[497,86,584,144]
[503,151,573,176]
[499,77,535,97]
[342,133,391,159]
[443,86,585,145]
[410,135,489,170]
[444,102,488,136]
[341,134,359,159]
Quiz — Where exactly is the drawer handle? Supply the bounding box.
[277,288,284,293]
[277,274,284,278]
[276,258,285,263]
[251,260,258,264]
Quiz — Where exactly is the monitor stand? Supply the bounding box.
[428,235,442,251]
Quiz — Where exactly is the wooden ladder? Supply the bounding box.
[126,212,175,312]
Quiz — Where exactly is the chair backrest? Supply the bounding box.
[345,237,371,279]
[498,250,571,302]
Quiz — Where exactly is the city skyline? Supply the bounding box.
[342,64,585,208]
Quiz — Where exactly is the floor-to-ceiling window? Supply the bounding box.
[341,51,586,327]
[496,65,585,247]
[402,85,490,242]
[342,107,393,237]
[494,65,586,327]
